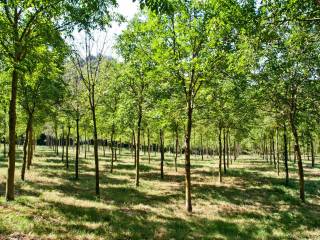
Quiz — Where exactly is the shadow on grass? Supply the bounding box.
[28,200,273,240]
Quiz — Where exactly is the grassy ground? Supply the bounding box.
[0,145,319,240]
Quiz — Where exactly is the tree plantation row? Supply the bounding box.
[0,0,319,215]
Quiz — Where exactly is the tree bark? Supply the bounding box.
[136,106,142,187]
[160,129,164,179]
[276,128,280,176]
[61,127,65,162]
[272,132,276,169]
[290,114,305,202]
[27,118,33,170]
[92,105,100,196]
[223,128,226,174]
[200,133,204,161]
[310,134,315,168]
[175,127,178,172]
[218,126,222,183]
[66,126,70,169]
[133,129,136,166]
[21,119,30,181]
[147,128,151,163]
[283,123,289,186]
[184,101,193,212]
[6,68,18,201]
[75,118,80,180]
[110,124,115,173]
[226,129,229,167]
[84,130,87,159]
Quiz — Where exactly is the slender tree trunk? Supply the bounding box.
[147,128,151,163]
[218,126,222,183]
[200,133,204,161]
[61,127,65,162]
[276,128,280,176]
[228,130,232,164]
[310,134,315,168]
[288,139,292,162]
[75,118,80,180]
[6,68,19,201]
[160,129,164,179]
[226,129,229,168]
[27,120,33,170]
[115,142,117,163]
[233,138,236,162]
[175,127,178,172]
[143,132,146,156]
[103,141,106,157]
[184,101,192,212]
[66,126,70,169]
[110,124,115,173]
[84,130,87,159]
[21,120,30,181]
[92,104,100,196]
[55,127,59,156]
[133,129,136,166]
[283,123,289,186]
[290,114,305,202]
[272,133,276,169]
[223,128,226,174]
[136,107,142,187]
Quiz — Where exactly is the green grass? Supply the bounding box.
[0,145,319,240]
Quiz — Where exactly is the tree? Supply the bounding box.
[117,15,157,186]
[72,32,109,196]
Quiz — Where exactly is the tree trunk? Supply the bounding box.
[147,128,151,163]
[66,126,70,169]
[27,118,33,170]
[276,128,280,176]
[184,101,193,213]
[136,107,142,187]
[175,127,178,172]
[84,130,87,159]
[226,129,229,168]
[55,127,59,156]
[200,133,204,161]
[283,123,289,186]
[75,118,80,180]
[110,124,115,173]
[61,127,65,162]
[233,138,237,162]
[21,119,30,181]
[160,129,164,179]
[272,133,276,169]
[133,129,136,166]
[92,105,100,196]
[6,68,18,201]
[228,130,232,165]
[223,128,226,174]
[290,115,305,202]
[218,126,222,183]
[310,134,315,168]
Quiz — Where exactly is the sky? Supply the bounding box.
[107,0,139,56]
[71,0,139,58]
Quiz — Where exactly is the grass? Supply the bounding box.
[0,145,319,240]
